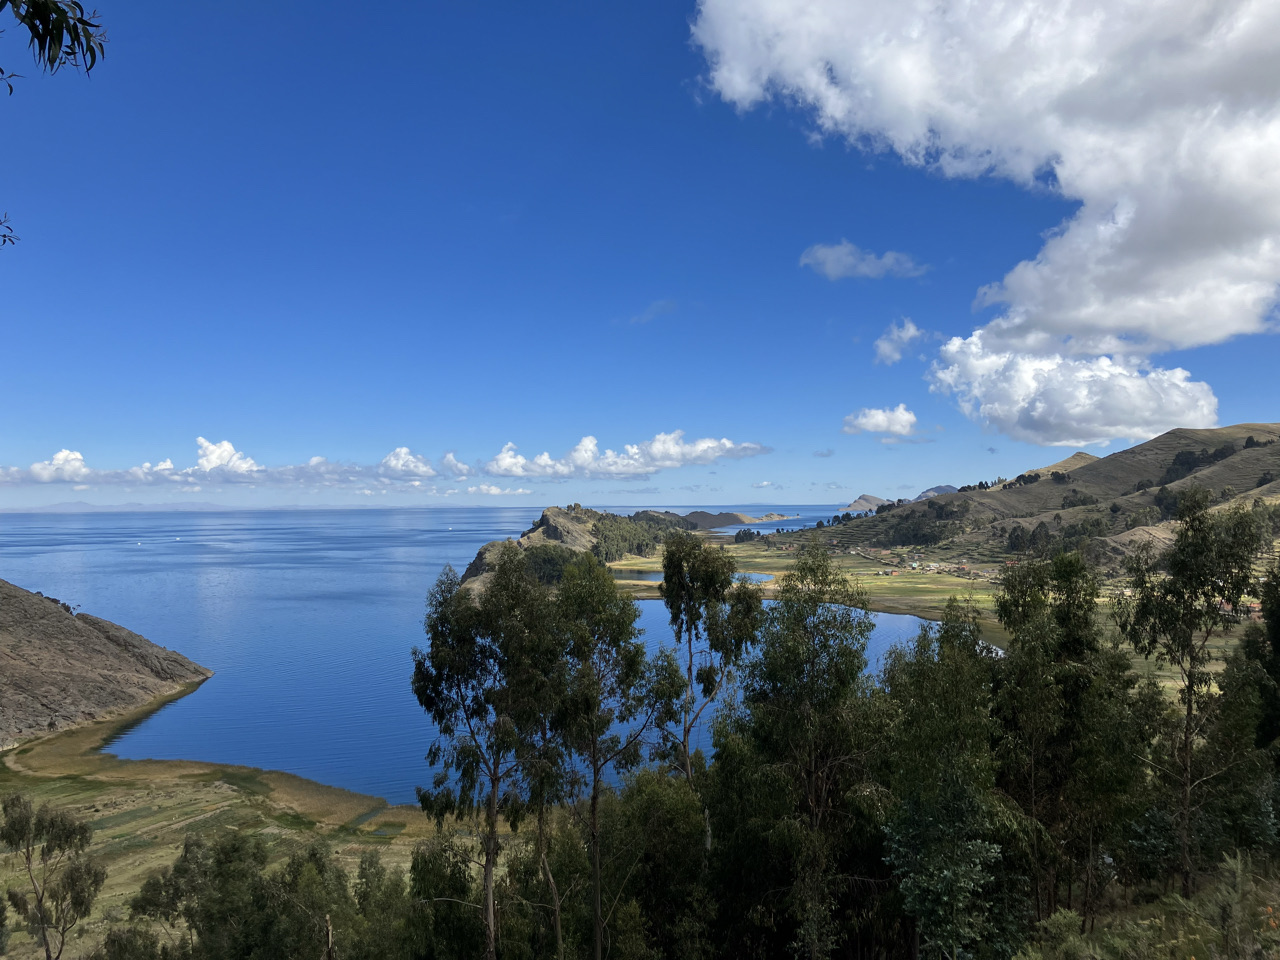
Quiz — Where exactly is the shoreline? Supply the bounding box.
[0,681,446,958]
[1,679,433,832]
[607,544,1010,647]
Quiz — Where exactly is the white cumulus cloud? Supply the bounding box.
[28,449,93,483]
[693,0,1280,444]
[874,319,925,365]
[440,452,473,478]
[485,430,769,479]
[2,431,766,492]
[800,240,926,280]
[378,447,437,478]
[930,333,1218,446]
[843,403,918,436]
[196,437,261,475]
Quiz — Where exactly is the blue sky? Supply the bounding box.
[2,1,1277,508]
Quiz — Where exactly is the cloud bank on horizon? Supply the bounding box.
[486,431,769,478]
[694,0,1280,446]
[0,430,770,494]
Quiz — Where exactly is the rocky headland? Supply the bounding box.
[460,506,795,591]
[0,578,211,749]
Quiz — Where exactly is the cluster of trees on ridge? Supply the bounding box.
[6,501,1280,958]
[1002,490,1280,562]
[588,511,692,565]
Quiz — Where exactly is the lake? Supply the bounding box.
[0,506,926,805]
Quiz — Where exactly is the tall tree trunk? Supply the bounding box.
[20,844,54,960]
[537,807,565,960]
[684,625,695,782]
[1031,753,1042,922]
[592,757,603,960]
[542,849,565,960]
[1081,829,1094,935]
[484,775,499,960]
[1180,682,1195,899]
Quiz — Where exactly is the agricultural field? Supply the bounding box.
[0,686,445,958]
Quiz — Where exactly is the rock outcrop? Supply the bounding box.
[844,494,889,513]
[0,578,212,748]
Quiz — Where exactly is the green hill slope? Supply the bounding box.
[778,423,1280,572]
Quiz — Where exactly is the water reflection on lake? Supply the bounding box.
[611,569,774,584]
[612,569,663,582]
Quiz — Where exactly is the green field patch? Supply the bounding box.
[91,805,159,830]
[102,833,158,854]
[369,821,405,838]
[272,810,317,831]
[343,807,387,830]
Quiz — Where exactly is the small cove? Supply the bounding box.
[2,507,928,805]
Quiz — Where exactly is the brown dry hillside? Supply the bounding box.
[777,423,1280,569]
[1029,451,1100,475]
[0,578,211,748]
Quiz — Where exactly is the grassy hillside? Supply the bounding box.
[771,423,1280,575]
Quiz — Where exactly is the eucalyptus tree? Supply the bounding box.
[522,678,572,960]
[556,554,682,960]
[882,598,1013,959]
[129,832,270,959]
[713,540,880,959]
[413,545,563,960]
[995,552,1157,923]
[1,0,104,85]
[1,793,107,960]
[660,531,762,782]
[2,1,106,246]
[1241,562,1280,755]
[1116,488,1267,898]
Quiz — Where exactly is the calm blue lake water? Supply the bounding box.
[0,507,926,805]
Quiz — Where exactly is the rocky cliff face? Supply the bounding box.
[459,506,602,593]
[0,578,211,748]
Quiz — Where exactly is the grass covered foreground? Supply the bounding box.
[0,687,443,958]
